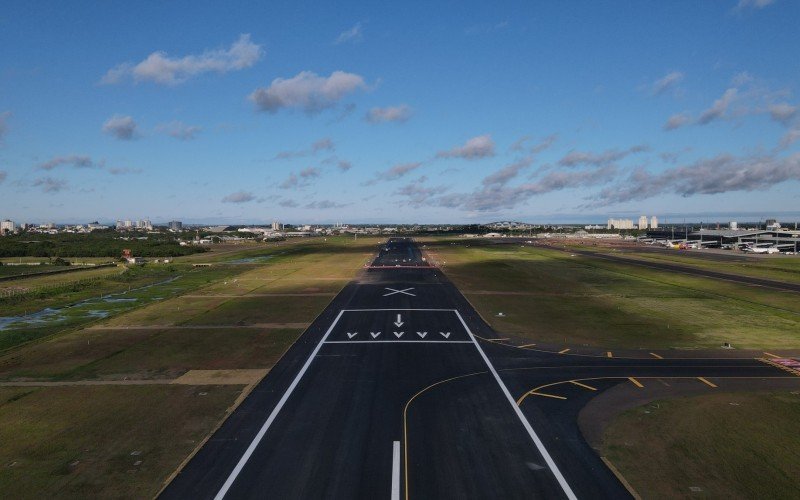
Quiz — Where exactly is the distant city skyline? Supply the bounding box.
[1,1,799,223]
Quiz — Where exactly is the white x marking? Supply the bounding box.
[383,287,416,297]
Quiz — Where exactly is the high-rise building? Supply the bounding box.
[169,220,183,231]
[607,218,634,230]
[272,221,282,231]
[1,219,15,234]
[650,216,658,229]
[638,215,648,230]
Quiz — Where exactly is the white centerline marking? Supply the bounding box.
[391,441,401,500]
[454,310,578,500]
[214,310,346,500]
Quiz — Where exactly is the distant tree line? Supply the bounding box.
[0,232,206,258]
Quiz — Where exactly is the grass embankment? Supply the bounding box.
[429,240,800,350]
[603,391,800,498]
[0,237,380,498]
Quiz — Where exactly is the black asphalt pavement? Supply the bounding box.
[161,238,794,500]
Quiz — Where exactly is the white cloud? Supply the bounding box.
[651,71,684,96]
[33,177,68,193]
[664,112,692,131]
[101,34,262,85]
[366,105,412,123]
[436,135,495,159]
[38,155,99,170]
[510,134,557,154]
[395,176,449,207]
[250,71,366,114]
[335,23,363,44]
[482,157,534,186]
[365,162,423,184]
[0,111,10,142]
[592,152,800,206]
[558,145,648,167]
[698,88,738,124]
[336,160,352,172]
[780,128,800,149]
[769,103,797,125]
[156,121,201,140]
[305,200,348,209]
[280,167,321,189]
[222,191,256,203]
[107,167,142,175]
[0,170,6,183]
[274,138,335,160]
[736,0,775,9]
[102,115,137,140]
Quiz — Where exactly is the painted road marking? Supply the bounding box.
[416,331,427,338]
[628,377,644,388]
[649,352,663,359]
[455,310,577,500]
[383,287,416,297]
[346,332,358,339]
[394,331,405,338]
[371,331,381,338]
[698,377,717,388]
[558,348,571,354]
[570,380,597,391]
[763,352,780,359]
[529,391,567,400]
[391,441,400,500]
[325,340,472,344]
[213,309,346,500]
[518,343,536,348]
[394,314,404,327]
[439,331,451,338]
[606,351,613,358]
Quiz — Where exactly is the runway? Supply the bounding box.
[161,238,794,499]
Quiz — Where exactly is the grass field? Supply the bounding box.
[0,385,242,499]
[566,241,800,284]
[603,391,800,498]
[428,239,800,350]
[0,236,380,497]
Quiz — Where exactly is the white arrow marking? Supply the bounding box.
[393,314,404,327]
[393,331,404,338]
[370,331,381,338]
[440,331,451,338]
[383,287,416,297]
[416,331,428,338]
[346,332,358,339]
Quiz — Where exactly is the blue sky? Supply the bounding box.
[1,0,799,224]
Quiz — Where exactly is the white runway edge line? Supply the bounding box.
[454,310,578,500]
[391,441,401,500]
[213,309,346,500]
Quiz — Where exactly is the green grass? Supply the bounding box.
[0,385,242,499]
[603,391,800,498]
[430,240,800,349]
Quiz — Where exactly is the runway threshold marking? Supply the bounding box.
[697,377,717,388]
[570,380,597,391]
[628,377,644,388]
[391,441,400,500]
[649,352,663,359]
[213,309,346,500]
[454,311,578,500]
[558,348,571,354]
[518,343,537,348]
[606,351,613,358]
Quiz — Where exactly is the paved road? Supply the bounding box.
[162,238,793,500]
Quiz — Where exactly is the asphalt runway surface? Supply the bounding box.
[162,238,794,500]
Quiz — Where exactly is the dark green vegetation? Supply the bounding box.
[0,230,206,258]
[603,391,800,498]
[427,239,800,349]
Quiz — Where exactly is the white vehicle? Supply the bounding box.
[742,246,780,254]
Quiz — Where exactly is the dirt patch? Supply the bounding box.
[171,369,268,386]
